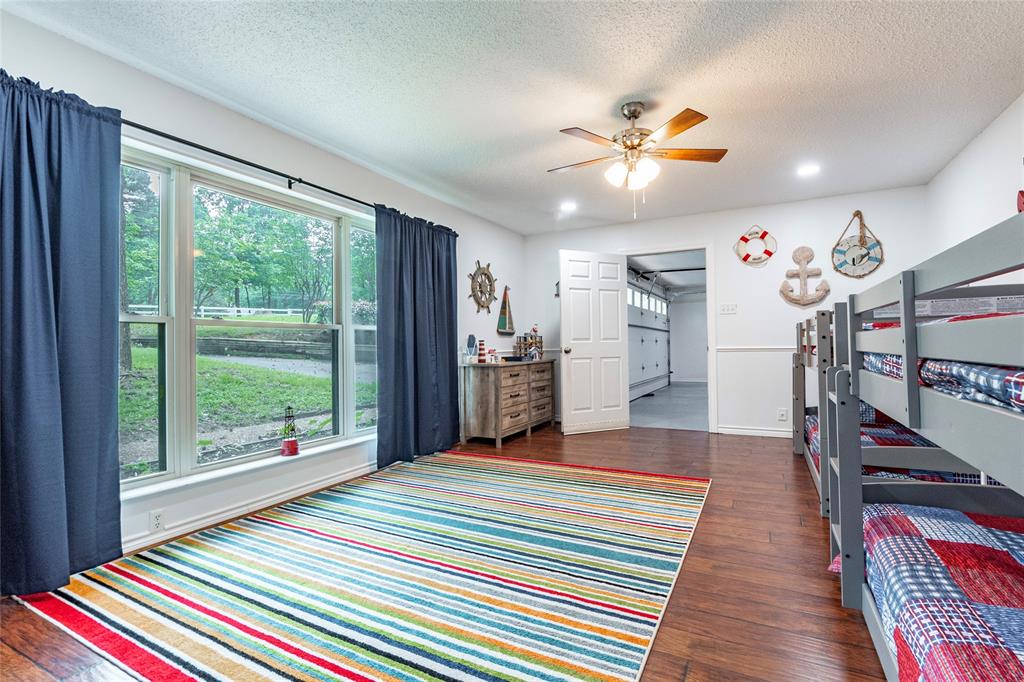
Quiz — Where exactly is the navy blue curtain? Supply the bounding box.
[375,205,460,468]
[1,71,123,595]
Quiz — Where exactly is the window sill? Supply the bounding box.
[120,432,377,502]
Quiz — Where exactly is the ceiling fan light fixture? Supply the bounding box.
[626,171,649,191]
[635,157,661,184]
[604,161,628,188]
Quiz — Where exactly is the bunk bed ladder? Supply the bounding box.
[792,320,807,455]
[833,302,849,366]
[832,368,865,610]
[816,310,833,518]
[846,294,863,396]
[898,271,921,428]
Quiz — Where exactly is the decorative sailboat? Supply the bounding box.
[496,285,515,336]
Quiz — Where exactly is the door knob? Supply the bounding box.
[562,347,572,354]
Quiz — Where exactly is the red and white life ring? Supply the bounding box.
[733,226,777,267]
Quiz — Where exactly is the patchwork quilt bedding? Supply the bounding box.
[803,413,987,485]
[860,312,1024,414]
[862,353,1024,414]
[863,504,1024,681]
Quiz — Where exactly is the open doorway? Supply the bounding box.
[626,250,708,431]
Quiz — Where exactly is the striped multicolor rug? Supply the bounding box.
[18,451,710,681]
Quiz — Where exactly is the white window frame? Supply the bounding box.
[119,145,376,491]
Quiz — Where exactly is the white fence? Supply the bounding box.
[128,304,306,319]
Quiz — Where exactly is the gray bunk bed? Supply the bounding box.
[793,309,842,517]
[794,302,975,519]
[828,213,1024,681]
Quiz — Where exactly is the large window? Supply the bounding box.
[192,184,341,466]
[119,164,168,480]
[350,223,377,429]
[117,150,375,486]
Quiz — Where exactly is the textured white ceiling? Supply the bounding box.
[8,1,1024,235]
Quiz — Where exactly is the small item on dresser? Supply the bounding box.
[465,334,477,363]
[487,348,498,363]
[477,339,487,363]
[280,406,299,456]
[514,324,544,359]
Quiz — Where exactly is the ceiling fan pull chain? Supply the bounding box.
[633,190,637,220]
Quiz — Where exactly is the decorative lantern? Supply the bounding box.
[281,405,299,456]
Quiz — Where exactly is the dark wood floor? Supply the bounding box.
[1,426,885,681]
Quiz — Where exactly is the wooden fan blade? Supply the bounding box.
[651,148,728,163]
[547,156,618,173]
[560,127,617,147]
[644,108,707,146]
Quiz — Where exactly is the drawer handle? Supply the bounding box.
[510,392,521,398]
[509,372,520,378]
[510,412,522,419]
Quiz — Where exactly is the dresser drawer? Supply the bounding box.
[530,364,552,382]
[531,381,552,400]
[530,398,553,422]
[501,406,529,432]
[501,385,529,408]
[501,366,529,386]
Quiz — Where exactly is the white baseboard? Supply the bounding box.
[715,425,790,438]
[121,460,376,553]
[671,378,708,383]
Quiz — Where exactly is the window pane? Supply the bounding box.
[193,184,334,323]
[195,326,338,465]
[121,165,161,315]
[119,322,166,480]
[351,226,377,429]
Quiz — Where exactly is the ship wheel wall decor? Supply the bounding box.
[468,260,497,313]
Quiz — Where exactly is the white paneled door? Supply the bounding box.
[558,250,630,435]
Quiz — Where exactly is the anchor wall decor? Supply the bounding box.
[780,246,830,307]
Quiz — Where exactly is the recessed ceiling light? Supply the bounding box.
[559,200,578,213]
[796,162,821,177]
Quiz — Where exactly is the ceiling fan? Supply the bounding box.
[547,101,727,191]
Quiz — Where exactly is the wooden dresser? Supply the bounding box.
[459,358,555,448]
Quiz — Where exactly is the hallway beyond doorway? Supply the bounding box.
[630,382,709,431]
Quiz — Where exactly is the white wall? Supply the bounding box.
[1,12,527,549]
[669,293,708,382]
[926,92,1024,253]
[525,186,930,436]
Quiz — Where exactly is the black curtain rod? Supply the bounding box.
[122,118,376,210]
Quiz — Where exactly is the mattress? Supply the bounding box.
[863,503,1024,681]
[804,413,987,485]
[860,312,1024,414]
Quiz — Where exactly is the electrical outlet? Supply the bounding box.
[719,303,738,315]
[149,509,165,532]
[777,408,789,422]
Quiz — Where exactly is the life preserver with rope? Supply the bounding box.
[733,226,777,267]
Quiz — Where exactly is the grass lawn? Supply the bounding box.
[120,347,376,435]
